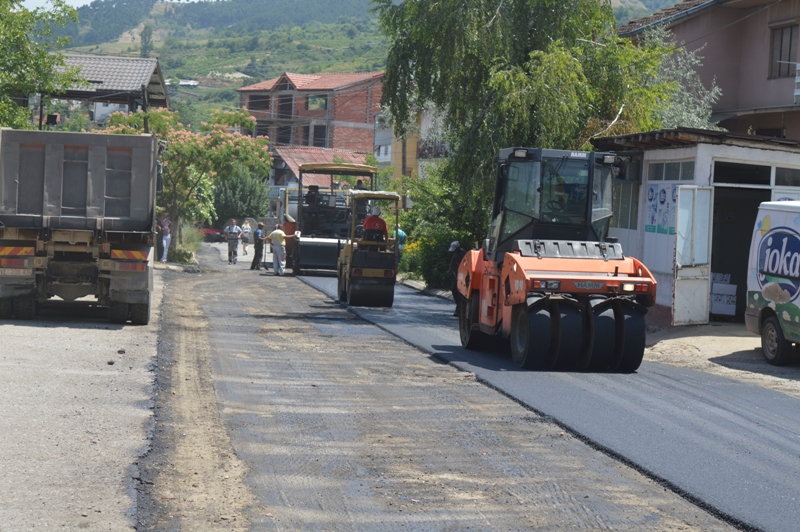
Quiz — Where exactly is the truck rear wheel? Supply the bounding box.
[0,298,12,319]
[510,304,551,369]
[130,302,151,325]
[761,316,793,366]
[617,307,647,373]
[459,293,491,350]
[108,301,129,324]
[13,297,36,320]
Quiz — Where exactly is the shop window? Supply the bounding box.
[771,25,798,78]
[649,161,694,181]
[611,182,639,230]
[776,167,800,186]
[306,95,327,111]
[713,161,770,186]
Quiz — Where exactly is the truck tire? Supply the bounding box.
[761,316,793,366]
[510,304,551,369]
[130,302,151,325]
[13,297,36,320]
[108,301,129,324]
[0,298,12,319]
[617,307,647,373]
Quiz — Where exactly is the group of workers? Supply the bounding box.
[222,219,287,275]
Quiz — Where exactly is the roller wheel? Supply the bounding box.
[555,304,583,369]
[459,292,491,350]
[617,307,647,373]
[588,305,616,371]
[761,316,793,366]
[0,298,12,319]
[347,282,364,307]
[130,302,151,325]
[510,304,552,369]
[338,270,347,302]
[108,301,129,324]
[14,297,36,320]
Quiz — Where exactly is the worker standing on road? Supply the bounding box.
[223,218,243,264]
[391,225,407,263]
[449,241,467,316]
[250,222,266,270]
[241,220,252,256]
[267,223,287,276]
[157,212,171,264]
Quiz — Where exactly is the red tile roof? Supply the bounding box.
[239,72,383,92]
[617,0,718,36]
[274,146,370,186]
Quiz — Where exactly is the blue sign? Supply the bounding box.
[759,227,800,301]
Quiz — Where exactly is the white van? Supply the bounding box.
[746,201,800,365]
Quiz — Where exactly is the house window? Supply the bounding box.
[306,95,327,111]
[276,126,292,144]
[770,25,798,78]
[313,125,327,147]
[248,95,270,110]
[611,182,639,230]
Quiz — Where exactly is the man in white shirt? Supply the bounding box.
[267,223,287,276]
[223,219,243,264]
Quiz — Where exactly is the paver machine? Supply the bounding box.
[457,148,657,372]
[290,163,378,275]
[337,190,401,307]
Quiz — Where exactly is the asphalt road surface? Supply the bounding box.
[301,273,800,532]
[137,245,733,530]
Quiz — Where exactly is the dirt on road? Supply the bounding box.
[136,245,734,530]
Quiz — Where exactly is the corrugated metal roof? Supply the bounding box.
[591,127,800,152]
[617,0,720,37]
[274,146,370,186]
[240,72,383,92]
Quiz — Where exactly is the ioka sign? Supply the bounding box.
[758,227,800,301]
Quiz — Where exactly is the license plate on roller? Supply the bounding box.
[0,268,32,276]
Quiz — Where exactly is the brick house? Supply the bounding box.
[238,72,384,153]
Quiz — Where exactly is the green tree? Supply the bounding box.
[0,0,83,128]
[105,108,271,245]
[213,163,270,226]
[140,24,154,58]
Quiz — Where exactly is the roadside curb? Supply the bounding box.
[397,276,454,302]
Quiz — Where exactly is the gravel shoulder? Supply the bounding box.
[0,275,162,530]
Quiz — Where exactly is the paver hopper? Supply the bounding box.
[457,148,657,372]
[337,190,401,307]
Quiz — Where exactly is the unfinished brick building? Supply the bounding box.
[238,72,384,153]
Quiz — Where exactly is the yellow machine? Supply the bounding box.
[337,190,401,307]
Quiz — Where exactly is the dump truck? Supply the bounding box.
[0,128,161,324]
[457,148,657,372]
[291,163,377,274]
[337,190,401,307]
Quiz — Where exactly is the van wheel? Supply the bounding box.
[762,316,792,366]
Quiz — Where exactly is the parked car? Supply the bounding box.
[195,223,225,242]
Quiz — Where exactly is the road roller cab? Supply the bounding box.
[457,148,657,372]
[337,190,401,307]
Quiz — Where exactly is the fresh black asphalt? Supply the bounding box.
[302,274,800,532]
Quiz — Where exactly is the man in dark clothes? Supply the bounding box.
[449,241,467,316]
[250,222,266,270]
